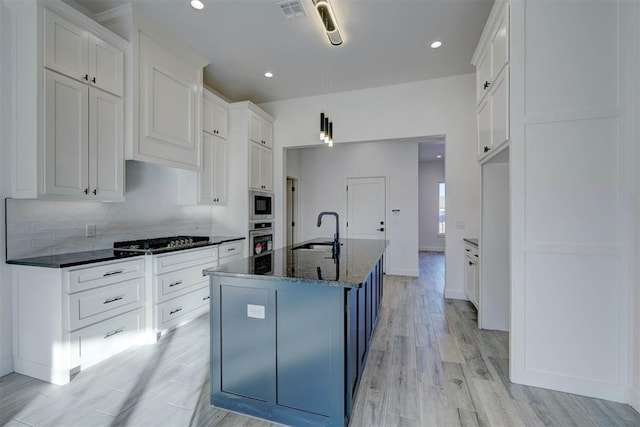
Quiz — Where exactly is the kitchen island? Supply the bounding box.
[204,238,388,427]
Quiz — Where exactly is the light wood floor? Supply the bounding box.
[1,252,639,426]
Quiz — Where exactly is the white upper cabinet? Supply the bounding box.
[203,90,228,139]
[100,8,207,172]
[44,70,89,197]
[249,112,273,149]
[9,2,126,200]
[472,1,510,161]
[250,142,273,192]
[44,9,123,97]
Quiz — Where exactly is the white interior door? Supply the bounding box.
[347,177,386,240]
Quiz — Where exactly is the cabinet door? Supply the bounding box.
[260,147,273,191]
[260,120,273,148]
[200,132,215,203]
[214,103,229,139]
[88,34,123,97]
[203,97,215,135]
[249,142,262,190]
[89,87,123,200]
[249,114,261,144]
[477,97,491,158]
[491,4,509,81]
[212,137,228,204]
[44,70,89,196]
[476,47,491,106]
[490,69,509,151]
[44,9,88,83]
[139,32,200,170]
[464,257,474,302]
[472,261,480,308]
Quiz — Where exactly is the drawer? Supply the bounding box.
[157,286,210,330]
[67,258,145,294]
[218,253,243,266]
[219,241,243,259]
[69,308,145,368]
[464,243,479,259]
[68,277,145,331]
[154,247,218,275]
[155,262,216,303]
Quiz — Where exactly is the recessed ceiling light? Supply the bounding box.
[436,155,442,159]
[430,40,443,49]
[190,0,204,10]
[264,72,274,78]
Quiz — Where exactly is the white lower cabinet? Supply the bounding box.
[150,246,218,337]
[218,240,244,265]
[463,242,480,309]
[12,257,147,385]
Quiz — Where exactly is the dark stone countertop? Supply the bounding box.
[6,236,245,268]
[463,238,479,247]
[204,238,389,289]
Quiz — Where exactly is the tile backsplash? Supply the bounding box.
[6,161,213,259]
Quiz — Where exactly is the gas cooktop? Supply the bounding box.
[113,236,211,254]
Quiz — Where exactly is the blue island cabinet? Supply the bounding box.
[209,255,384,427]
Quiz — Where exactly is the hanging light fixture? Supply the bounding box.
[328,122,333,147]
[314,0,343,46]
[320,112,325,140]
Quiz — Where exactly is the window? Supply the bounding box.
[438,182,445,234]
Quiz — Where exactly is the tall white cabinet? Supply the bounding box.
[247,109,274,192]
[178,89,229,205]
[8,2,126,201]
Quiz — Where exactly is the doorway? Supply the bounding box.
[286,177,298,247]
[346,177,386,241]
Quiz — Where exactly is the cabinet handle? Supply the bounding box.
[465,248,471,252]
[169,307,183,315]
[169,280,183,287]
[104,295,124,304]
[377,228,385,232]
[83,74,89,81]
[202,296,210,301]
[227,247,236,251]
[92,77,96,84]
[92,189,97,195]
[484,146,490,153]
[84,188,89,195]
[469,261,473,266]
[483,80,490,90]
[104,327,124,338]
[103,269,124,277]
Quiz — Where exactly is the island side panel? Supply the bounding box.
[276,284,345,420]
[220,284,276,402]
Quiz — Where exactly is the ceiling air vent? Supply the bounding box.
[277,0,308,19]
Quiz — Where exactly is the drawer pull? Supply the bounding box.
[103,269,124,277]
[104,328,124,338]
[227,247,236,251]
[169,280,183,287]
[169,307,183,315]
[104,295,124,304]
[203,296,210,301]
[465,249,470,252]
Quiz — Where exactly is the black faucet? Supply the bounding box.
[317,211,340,256]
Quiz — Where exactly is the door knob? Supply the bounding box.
[377,228,385,232]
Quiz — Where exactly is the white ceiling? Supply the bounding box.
[418,138,445,161]
[71,0,493,104]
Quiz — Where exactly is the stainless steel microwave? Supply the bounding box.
[249,190,274,220]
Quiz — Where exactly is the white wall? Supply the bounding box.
[510,0,635,403]
[632,0,640,412]
[292,141,419,276]
[285,148,301,180]
[260,74,480,297]
[0,0,14,376]
[418,160,445,252]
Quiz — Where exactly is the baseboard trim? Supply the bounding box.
[444,289,467,300]
[385,268,419,277]
[419,246,445,252]
[0,355,13,377]
[631,386,640,413]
